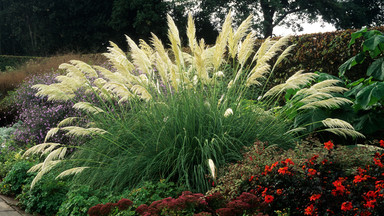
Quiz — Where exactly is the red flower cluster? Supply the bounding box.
[341,201,353,211]
[88,140,384,216]
[309,194,321,201]
[88,198,134,216]
[331,178,347,196]
[304,204,316,215]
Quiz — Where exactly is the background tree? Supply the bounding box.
[1,0,383,55]
[109,0,169,44]
[180,0,384,38]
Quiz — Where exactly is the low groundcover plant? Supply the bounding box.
[23,12,363,194]
[86,140,384,215]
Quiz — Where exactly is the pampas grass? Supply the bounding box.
[25,12,363,193]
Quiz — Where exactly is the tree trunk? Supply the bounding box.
[260,0,275,38]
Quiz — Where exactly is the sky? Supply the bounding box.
[274,18,337,36]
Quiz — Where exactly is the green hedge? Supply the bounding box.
[0,55,39,72]
[272,26,384,82]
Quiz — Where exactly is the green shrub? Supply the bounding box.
[336,27,384,136]
[0,160,35,195]
[57,184,120,216]
[122,180,186,207]
[0,55,38,72]
[17,171,68,215]
[209,137,374,200]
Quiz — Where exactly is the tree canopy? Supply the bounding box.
[0,0,383,56]
[179,0,384,38]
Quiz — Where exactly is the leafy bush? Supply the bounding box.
[0,122,20,144]
[271,26,384,84]
[57,184,121,216]
[0,139,25,180]
[0,160,35,195]
[11,71,83,146]
[121,180,186,207]
[0,55,38,72]
[17,171,69,215]
[337,27,384,136]
[208,139,384,215]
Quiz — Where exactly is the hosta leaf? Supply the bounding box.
[367,57,384,81]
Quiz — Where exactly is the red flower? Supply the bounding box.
[354,174,368,183]
[117,199,133,211]
[308,168,317,176]
[262,188,268,197]
[249,175,254,182]
[88,204,103,216]
[278,166,290,175]
[332,178,346,196]
[263,165,272,175]
[380,140,384,147]
[324,140,334,150]
[100,203,115,216]
[366,191,377,199]
[360,211,372,216]
[341,201,353,211]
[216,208,234,216]
[276,189,283,195]
[264,195,274,203]
[281,158,294,166]
[374,158,384,168]
[364,199,376,209]
[135,204,149,215]
[304,204,315,215]
[309,194,321,201]
[321,159,328,165]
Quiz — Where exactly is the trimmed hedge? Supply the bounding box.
[272,26,384,83]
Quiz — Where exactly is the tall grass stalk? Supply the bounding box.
[25,13,363,193]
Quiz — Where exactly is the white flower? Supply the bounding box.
[214,71,225,77]
[208,159,216,179]
[224,108,233,117]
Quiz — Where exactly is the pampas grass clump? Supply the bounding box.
[25,12,363,193]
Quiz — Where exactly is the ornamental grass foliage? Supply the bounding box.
[24,12,364,193]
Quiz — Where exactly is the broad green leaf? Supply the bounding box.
[338,53,365,77]
[363,35,384,53]
[349,27,367,47]
[316,72,342,82]
[371,82,384,100]
[356,84,374,109]
[347,78,365,88]
[354,112,384,134]
[345,83,363,97]
[367,57,384,81]
[356,82,384,109]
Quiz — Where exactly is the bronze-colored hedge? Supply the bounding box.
[273,26,384,82]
